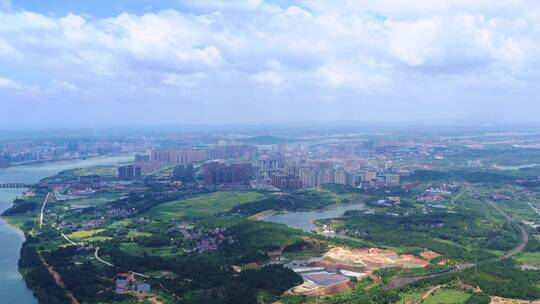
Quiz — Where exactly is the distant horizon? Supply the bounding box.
[1,119,540,137]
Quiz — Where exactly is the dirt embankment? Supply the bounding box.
[287,280,353,296]
[39,256,80,304]
[491,297,540,304]
[323,247,430,271]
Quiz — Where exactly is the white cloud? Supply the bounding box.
[162,72,206,87]
[383,13,537,77]
[0,37,16,57]
[316,57,389,91]
[0,76,38,96]
[253,70,283,86]
[253,59,286,86]
[177,0,263,10]
[1,1,540,124]
[52,78,79,92]
[300,0,534,18]
[0,76,22,89]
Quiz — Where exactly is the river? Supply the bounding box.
[0,155,132,304]
[263,203,365,232]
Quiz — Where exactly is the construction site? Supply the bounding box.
[285,246,436,296]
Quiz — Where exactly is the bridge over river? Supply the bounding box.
[0,183,34,188]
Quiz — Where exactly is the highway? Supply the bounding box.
[477,189,528,260]
[528,202,540,217]
[500,223,528,260]
[384,185,528,290]
[384,263,475,290]
[39,192,51,229]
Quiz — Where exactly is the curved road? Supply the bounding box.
[500,223,528,260]
[479,189,528,261]
[384,186,529,290]
[61,232,80,246]
[384,263,475,290]
[94,247,114,267]
[93,247,180,299]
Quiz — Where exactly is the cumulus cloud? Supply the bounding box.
[252,59,286,86]
[1,3,538,92]
[52,78,79,92]
[0,37,16,57]
[385,14,533,72]
[178,0,263,10]
[253,70,283,86]
[0,76,37,96]
[300,0,534,18]
[316,57,389,91]
[1,1,540,124]
[0,76,22,89]
[162,72,206,87]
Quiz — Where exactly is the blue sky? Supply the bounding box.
[11,0,296,17]
[0,0,539,128]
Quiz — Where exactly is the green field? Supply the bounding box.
[142,191,266,220]
[66,229,106,239]
[517,252,540,266]
[127,229,152,239]
[119,242,179,257]
[83,236,113,243]
[45,166,119,184]
[423,288,470,304]
[65,229,112,243]
[397,288,429,303]
[71,166,118,178]
[66,191,125,208]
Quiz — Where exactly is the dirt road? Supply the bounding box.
[39,255,80,304]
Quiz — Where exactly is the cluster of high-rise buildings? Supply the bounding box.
[202,162,253,185]
[150,145,255,164]
[134,154,161,174]
[78,175,101,190]
[151,149,208,164]
[118,165,143,179]
[265,161,400,190]
[0,139,131,167]
[270,172,302,190]
[254,145,404,190]
[115,141,407,189]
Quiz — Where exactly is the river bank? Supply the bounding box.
[0,155,132,303]
[0,154,116,170]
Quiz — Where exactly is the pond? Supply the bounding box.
[263,203,365,232]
